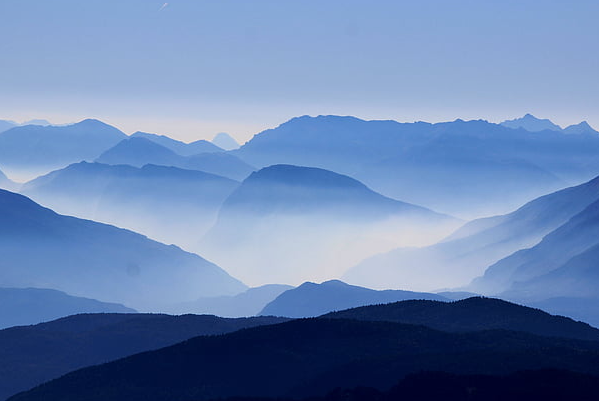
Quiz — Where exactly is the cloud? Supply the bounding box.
[159,3,169,11]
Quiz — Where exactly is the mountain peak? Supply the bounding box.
[212,132,240,150]
[501,114,562,132]
[564,121,599,135]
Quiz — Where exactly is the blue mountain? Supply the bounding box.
[170,284,294,317]
[259,280,449,318]
[97,137,254,180]
[500,113,562,131]
[0,119,16,133]
[0,119,127,174]
[131,131,223,156]
[0,287,135,330]
[472,198,599,300]
[233,116,584,217]
[212,132,240,150]
[201,164,460,286]
[21,162,239,248]
[344,174,599,291]
[0,188,246,311]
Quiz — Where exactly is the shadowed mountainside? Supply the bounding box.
[0,313,288,401]
[11,315,599,401]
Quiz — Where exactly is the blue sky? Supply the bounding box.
[1,0,597,142]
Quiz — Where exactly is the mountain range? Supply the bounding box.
[344,174,599,291]
[131,131,223,155]
[21,162,240,247]
[472,197,599,303]
[200,164,460,285]
[0,313,288,400]
[260,280,449,318]
[234,115,599,218]
[501,114,599,135]
[0,188,245,311]
[96,136,255,180]
[0,120,127,179]
[0,287,134,330]
[11,297,599,401]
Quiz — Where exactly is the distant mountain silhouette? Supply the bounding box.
[472,198,599,301]
[0,313,287,400]
[324,297,599,341]
[563,121,599,135]
[201,164,459,285]
[0,120,16,133]
[13,316,599,401]
[260,280,449,318]
[96,137,182,167]
[344,174,599,290]
[232,116,590,217]
[97,137,254,180]
[169,284,294,317]
[212,132,240,150]
[21,162,239,247]
[500,113,562,132]
[0,287,135,330]
[0,119,127,176]
[21,119,51,126]
[0,188,246,311]
[131,131,223,156]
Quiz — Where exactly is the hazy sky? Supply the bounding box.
[1,0,597,143]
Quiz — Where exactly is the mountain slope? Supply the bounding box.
[0,313,287,400]
[233,116,585,218]
[324,297,599,341]
[344,174,599,291]
[96,137,182,167]
[0,189,246,310]
[0,120,127,177]
[260,280,448,318]
[0,288,134,330]
[131,131,223,156]
[0,120,16,133]
[0,169,16,191]
[21,162,239,247]
[472,198,599,298]
[12,317,599,401]
[201,164,459,286]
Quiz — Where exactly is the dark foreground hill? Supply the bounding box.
[260,280,448,318]
[0,287,134,329]
[11,317,599,401]
[323,297,599,341]
[212,369,599,401]
[0,313,288,400]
